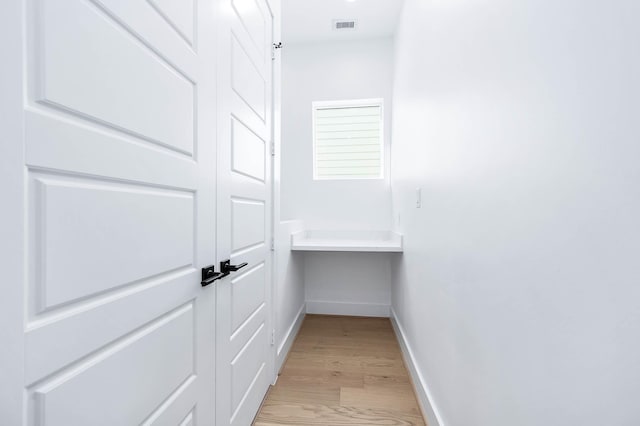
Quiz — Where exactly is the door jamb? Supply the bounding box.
[0,1,26,423]
[267,0,281,385]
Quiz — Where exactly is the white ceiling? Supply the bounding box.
[282,0,405,44]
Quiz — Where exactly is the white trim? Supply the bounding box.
[390,308,445,426]
[276,303,306,374]
[306,300,389,317]
[0,1,25,423]
[313,97,383,108]
[268,0,281,387]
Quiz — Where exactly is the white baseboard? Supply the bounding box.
[276,303,306,374]
[390,307,444,426]
[306,300,390,317]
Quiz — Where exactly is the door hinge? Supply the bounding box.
[270,141,275,156]
[272,42,282,60]
[270,237,275,251]
[271,329,275,346]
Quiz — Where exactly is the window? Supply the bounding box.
[312,99,384,180]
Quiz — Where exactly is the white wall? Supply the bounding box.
[281,38,393,230]
[305,252,391,317]
[281,38,395,316]
[391,0,640,425]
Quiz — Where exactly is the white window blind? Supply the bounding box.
[313,99,383,180]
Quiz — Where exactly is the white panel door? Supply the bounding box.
[0,0,217,424]
[215,0,275,424]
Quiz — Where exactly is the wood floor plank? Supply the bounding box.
[265,383,341,406]
[340,385,422,414]
[253,315,426,425]
[255,403,425,426]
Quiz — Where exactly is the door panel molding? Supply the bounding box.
[32,0,197,156]
[28,303,196,426]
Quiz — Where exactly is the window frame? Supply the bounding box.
[312,98,385,181]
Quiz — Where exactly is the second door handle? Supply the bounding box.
[201,260,248,287]
[220,259,248,274]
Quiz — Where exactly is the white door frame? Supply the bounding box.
[0,1,26,423]
[267,0,282,385]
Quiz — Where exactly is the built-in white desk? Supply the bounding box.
[290,230,403,253]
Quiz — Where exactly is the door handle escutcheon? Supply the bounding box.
[201,265,228,287]
[220,259,248,274]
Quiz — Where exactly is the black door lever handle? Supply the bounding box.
[201,265,228,287]
[227,262,248,271]
[220,259,248,274]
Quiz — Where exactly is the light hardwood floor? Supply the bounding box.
[254,315,426,426]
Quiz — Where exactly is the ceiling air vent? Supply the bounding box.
[333,20,357,30]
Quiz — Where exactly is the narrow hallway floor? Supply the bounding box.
[254,315,426,425]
